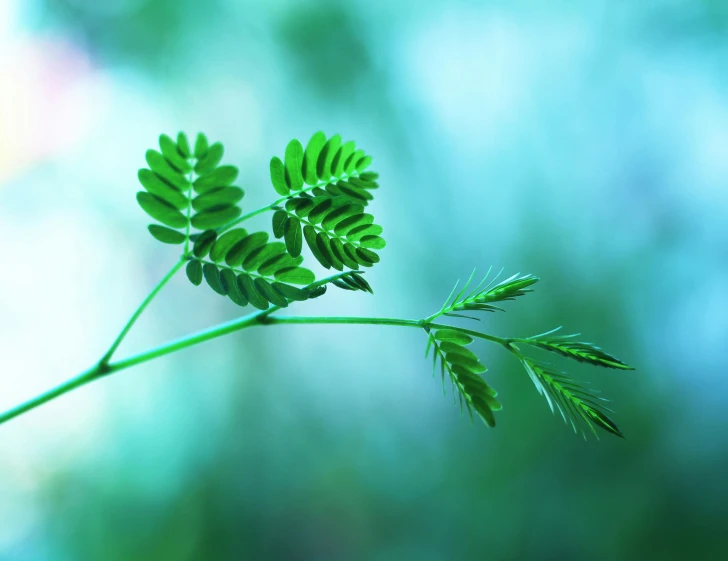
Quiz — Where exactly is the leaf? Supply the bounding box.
[138,169,188,209]
[159,134,191,173]
[522,332,633,370]
[317,233,343,271]
[254,278,288,307]
[284,217,303,258]
[194,133,209,159]
[273,282,309,301]
[209,228,248,262]
[318,134,341,180]
[434,329,473,346]
[136,192,188,229]
[346,223,383,241]
[194,142,224,175]
[243,242,286,272]
[236,274,269,310]
[191,205,242,230]
[203,263,226,295]
[193,165,239,193]
[272,210,288,238]
[177,132,191,158]
[303,131,327,185]
[355,247,379,266]
[192,186,244,212]
[193,230,217,258]
[304,224,330,268]
[148,225,186,244]
[186,259,203,286]
[333,141,355,178]
[145,150,189,191]
[220,269,247,307]
[274,267,315,285]
[284,139,304,191]
[225,232,269,267]
[359,235,386,249]
[330,238,358,269]
[321,203,363,231]
[334,213,374,237]
[270,157,289,196]
[308,199,334,224]
[521,358,623,439]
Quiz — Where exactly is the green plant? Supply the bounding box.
[0,132,633,437]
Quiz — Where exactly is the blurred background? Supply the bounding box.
[1,0,727,559]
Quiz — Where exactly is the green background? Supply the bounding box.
[0,0,726,559]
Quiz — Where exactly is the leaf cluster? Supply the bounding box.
[425,328,502,427]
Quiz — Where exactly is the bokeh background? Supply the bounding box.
[1,0,727,559]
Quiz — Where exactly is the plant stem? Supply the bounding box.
[0,366,101,425]
[0,281,513,426]
[100,258,186,364]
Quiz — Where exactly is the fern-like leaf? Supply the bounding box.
[137,133,244,246]
[520,357,623,438]
[425,328,502,427]
[432,269,538,320]
[519,328,633,370]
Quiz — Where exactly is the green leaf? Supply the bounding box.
[330,238,358,269]
[254,278,288,307]
[236,274,269,310]
[225,232,269,267]
[303,131,326,185]
[274,267,315,285]
[314,234,339,271]
[194,142,224,175]
[192,186,244,212]
[203,263,226,295]
[356,155,373,172]
[308,199,334,224]
[148,225,186,244]
[355,247,379,266]
[193,230,217,258]
[321,203,364,231]
[136,192,188,229]
[522,331,633,370]
[317,134,341,180]
[284,217,303,258]
[336,181,373,203]
[243,242,286,272]
[345,149,365,174]
[191,205,242,230]
[333,141,355,178]
[177,132,191,158]
[284,139,304,191]
[346,223,383,241]
[359,235,386,249]
[434,329,473,346]
[194,133,209,159]
[220,269,248,307]
[273,282,309,301]
[159,134,192,173]
[304,225,330,268]
[359,171,379,181]
[145,150,190,191]
[272,209,288,238]
[335,213,374,237]
[258,253,290,276]
[186,260,203,286]
[138,169,188,209]
[209,228,249,262]
[193,165,239,193]
[270,157,289,196]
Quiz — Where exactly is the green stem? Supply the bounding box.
[100,258,186,364]
[0,280,512,426]
[0,366,102,425]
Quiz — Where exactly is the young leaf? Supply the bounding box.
[284,217,303,258]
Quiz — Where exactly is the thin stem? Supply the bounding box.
[266,316,423,329]
[100,258,186,364]
[0,366,102,425]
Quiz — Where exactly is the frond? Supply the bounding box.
[520,358,623,439]
[269,132,385,272]
[426,328,502,427]
[520,329,634,370]
[137,133,244,246]
[432,269,538,320]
